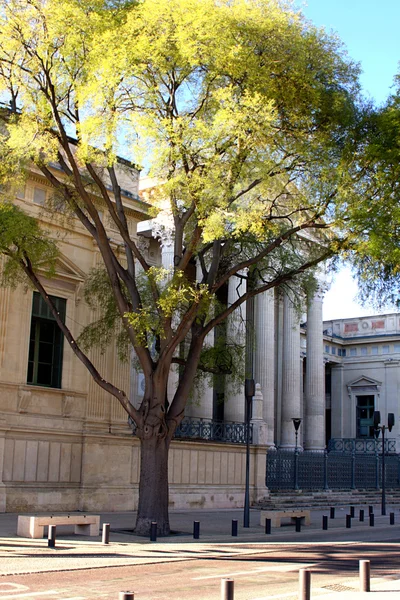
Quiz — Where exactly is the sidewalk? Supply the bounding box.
[1,505,400,599]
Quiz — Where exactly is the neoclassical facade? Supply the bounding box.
[1,167,400,513]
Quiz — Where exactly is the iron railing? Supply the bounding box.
[266,448,400,491]
[328,438,397,454]
[129,416,252,445]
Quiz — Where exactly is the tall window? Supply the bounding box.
[27,292,66,388]
[356,395,375,438]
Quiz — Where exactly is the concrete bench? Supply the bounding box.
[17,514,100,539]
[260,509,311,528]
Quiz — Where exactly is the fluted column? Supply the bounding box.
[280,292,301,449]
[304,290,325,450]
[254,289,275,447]
[160,239,179,405]
[225,274,246,422]
[186,260,213,419]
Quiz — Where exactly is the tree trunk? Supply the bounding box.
[135,434,170,536]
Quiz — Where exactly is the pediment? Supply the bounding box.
[347,375,382,389]
[54,254,85,283]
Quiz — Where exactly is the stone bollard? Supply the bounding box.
[221,578,234,600]
[299,569,311,600]
[359,560,370,592]
[102,523,110,545]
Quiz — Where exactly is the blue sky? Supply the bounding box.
[299,0,400,320]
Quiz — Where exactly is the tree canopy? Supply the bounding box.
[0,0,364,534]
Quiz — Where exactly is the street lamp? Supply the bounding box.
[292,418,302,491]
[243,378,255,528]
[373,411,395,516]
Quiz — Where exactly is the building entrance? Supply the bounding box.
[356,395,375,438]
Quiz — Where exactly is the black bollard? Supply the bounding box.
[48,525,56,548]
[369,513,375,527]
[299,569,311,600]
[150,521,157,542]
[221,578,234,600]
[330,507,335,519]
[359,509,364,522]
[265,518,271,535]
[390,512,395,525]
[369,505,374,515]
[119,593,134,600]
[295,517,301,533]
[102,523,110,545]
[193,521,200,539]
[350,506,355,518]
[231,519,238,537]
[322,516,328,530]
[346,514,351,528]
[359,560,370,592]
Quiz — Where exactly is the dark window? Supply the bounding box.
[27,292,66,388]
[356,395,375,438]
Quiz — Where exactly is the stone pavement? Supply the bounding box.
[1,504,400,598]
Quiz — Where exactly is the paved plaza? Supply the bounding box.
[1,505,400,599]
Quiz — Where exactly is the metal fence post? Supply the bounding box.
[119,593,134,600]
[359,560,370,592]
[221,578,234,600]
[323,450,329,490]
[351,450,356,489]
[299,569,311,600]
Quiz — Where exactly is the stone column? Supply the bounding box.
[160,237,179,405]
[254,289,275,446]
[279,292,301,449]
[251,383,268,445]
[186,261,213,419]
[224,274,246,422]
[304,290,325,450]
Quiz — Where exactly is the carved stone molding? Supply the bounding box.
[17,390,32,413]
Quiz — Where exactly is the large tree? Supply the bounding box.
[337,79,400,308]
[0,0,361,534]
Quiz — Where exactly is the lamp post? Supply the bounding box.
[292,418,302,491]
[243,378,255,528]
[373,411,395,516]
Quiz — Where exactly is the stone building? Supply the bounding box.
[1,165,399,514]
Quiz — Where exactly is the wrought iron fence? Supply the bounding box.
[328,438,397,454]
[266,448,400,491]
[129,416,252,445]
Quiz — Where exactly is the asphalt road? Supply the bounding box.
[2,540,400,600]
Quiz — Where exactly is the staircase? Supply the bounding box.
[255,489,400,509]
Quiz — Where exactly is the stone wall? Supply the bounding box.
[1,425,267,512]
